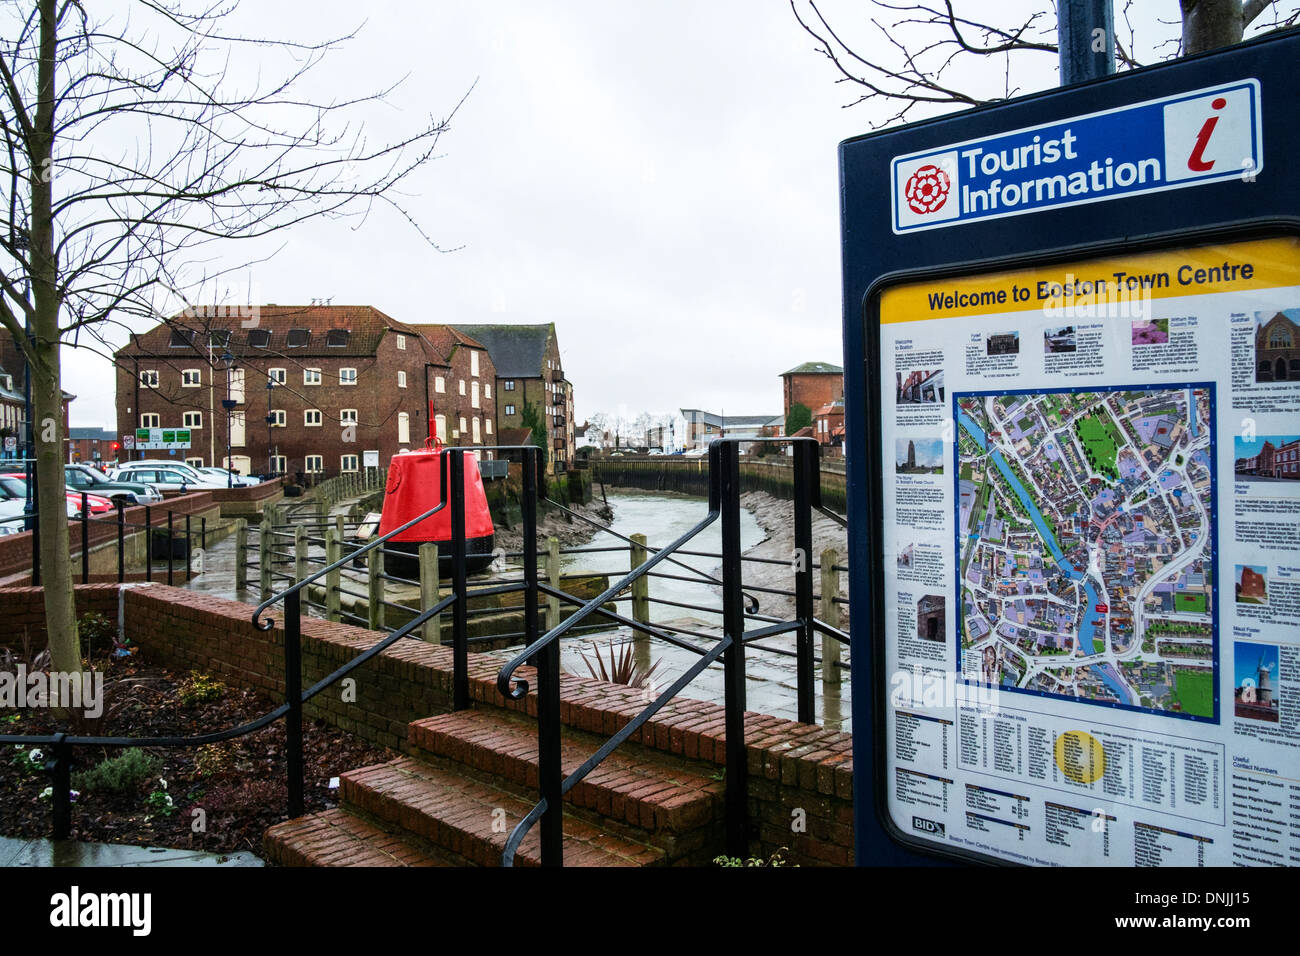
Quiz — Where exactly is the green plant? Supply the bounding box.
[10,744,45,776]
[78,612,117,660]
[571,640,663,689]
[71,748,161,795]
[194,743,235,779]
[713,847,795,867]
[177,671,227,708]
[785,403,812,436]
[143,778,176,820]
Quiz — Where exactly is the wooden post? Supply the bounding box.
[420,542,441,643]
[234,518,248,592]
[546,536,561,632]
[325,527,342,622]
[368,548,385,631]
[259,517,272,600]
[820,548,842,687]
[630,532,650,674]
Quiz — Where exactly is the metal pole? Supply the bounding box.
[718,441,748,856]
[285,589,304,818]
[523,449,540,665]
[116,499,125,583]
[450,449,469,710]
[166,511,174,586]
[793,441,815,724]
[144,505,152,583]
[81,492,89,584]
[185,513,193,580]
[49,735,71,840]
[1058,0,1115,86]
[524,447,561,866]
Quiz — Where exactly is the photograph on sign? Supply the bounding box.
[874,236,1299,867]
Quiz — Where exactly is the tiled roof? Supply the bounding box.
[781,361,843,376]
[449,324,554,379]
[118,305,436,359]
[421,325,487,363]
[498,427,534,447]
[680,409,779,428]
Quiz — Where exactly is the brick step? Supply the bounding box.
[409,709,723,834]
[341,757,665,867]
[264,808,449,867]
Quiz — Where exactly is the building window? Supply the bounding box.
[471,351,480,377]
[304,368,321,385]
[459,416,467,434]
[435,376,446,393]
[305,455,323,474]
[181,369,202,387]
[340,368,357,385]
[169,329,193,348]
[485,419,493,435]
[397,371,407,388]
[228,367,244,402]
[186,457,204,468]
[504,404,516,416]
[395,334,406,350]
[209,330,231,348]
[435,415,447,441]
[472,417,481,443]
[327,329,350,347]
[397,412,410,444]
[140,413,160,428]
[286,328,310,348]
[269,410,286,427]
[341,454,359,472]
[503,380,515,391]
[485,383,491,399]
[271,455,286,473]
[140,370,159,388]
[458,379,465,396]
[182,411,203,428]
[305,409,322,426]
[340,409,358,425]
[472,381,480,409]
[247,329,270,348]
[269,368,287,385]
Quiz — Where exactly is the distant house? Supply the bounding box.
[813,400,845,457]
[67,427,118,465]
[780,361,843,426]
[679,409,778,452]
[453,324,573,474]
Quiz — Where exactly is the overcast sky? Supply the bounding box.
[58,1,1207,431]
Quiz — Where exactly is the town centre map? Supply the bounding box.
[956,385,1217,719]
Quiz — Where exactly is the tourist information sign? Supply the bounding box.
[133,428,191,451]
[841,30,1300,867]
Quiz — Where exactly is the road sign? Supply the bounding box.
[133,427,191,450]
[841,30,1299,868]
[123,435,134,450]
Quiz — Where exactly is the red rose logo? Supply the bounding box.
[905,164,951,215]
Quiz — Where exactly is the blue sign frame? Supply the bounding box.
[841,28,1300,866]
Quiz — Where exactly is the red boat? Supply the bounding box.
[376,442,495,578]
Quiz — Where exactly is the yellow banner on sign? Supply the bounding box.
[879,236,1300,323]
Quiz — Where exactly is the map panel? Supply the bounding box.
[956,384,1217,720]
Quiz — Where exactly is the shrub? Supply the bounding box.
[72,749,162,795]
[178,671,226,708]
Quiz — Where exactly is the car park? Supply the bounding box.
[2,473,114,514]
[64,463,164,505]
[109,463,225,492]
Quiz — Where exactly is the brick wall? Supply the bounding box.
[0,582,855,866]
[782,372,843,423]
[0,584,123,649]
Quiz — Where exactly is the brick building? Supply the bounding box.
[0,333,73,463]
[813,400,845,457]
[1255,310,1300,382]
[780,362,843,428]
[67,427,119,466]
[451,324,573,473]
[679,409,777,451]
[114,306,496,478]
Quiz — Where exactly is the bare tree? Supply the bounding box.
[0,0,468,677]
[792,1,1298,126]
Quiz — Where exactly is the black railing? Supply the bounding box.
[4,439,844,861]
[494,436,834,866]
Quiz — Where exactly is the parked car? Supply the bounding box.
[108,463,225,492]
[197,466,260,487]
[0,475,81,531]
[2,473,114,515]
[64,463,164,505]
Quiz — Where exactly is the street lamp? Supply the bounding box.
[220,350,237,488]
[265,374,276,477]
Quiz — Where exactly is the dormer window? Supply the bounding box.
[247,329,270,348]
[169,329,193,348]
[327,329,350,347]
[286,328,310,348]
[209,330,231,348]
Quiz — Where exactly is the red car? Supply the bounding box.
[2,474,115,516]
